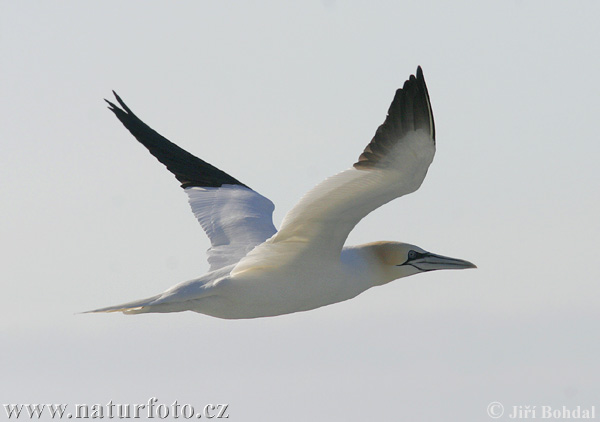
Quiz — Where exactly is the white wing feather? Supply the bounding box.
[185,185,277,271]
[231,131,435,275]
[276,131,434,252]
[232,67,435,274]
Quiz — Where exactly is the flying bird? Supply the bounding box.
[89,67,475,319]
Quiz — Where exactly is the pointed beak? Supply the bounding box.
[409,253,477,272]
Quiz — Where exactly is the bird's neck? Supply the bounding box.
[341,245,394,288]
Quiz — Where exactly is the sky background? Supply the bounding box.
[1,1,599,421]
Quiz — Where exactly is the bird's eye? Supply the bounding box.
[408,250,418,260]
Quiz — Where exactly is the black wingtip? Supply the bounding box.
[415,67,435,141]
[104,91,249,190]
[353,66,436,170]
[104,98,117,111]
[107,91,133,115]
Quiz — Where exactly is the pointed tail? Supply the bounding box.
[83,294,162,315]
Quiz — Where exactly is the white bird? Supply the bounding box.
[89,67,475,319]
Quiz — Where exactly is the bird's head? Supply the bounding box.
[367,241,476,285]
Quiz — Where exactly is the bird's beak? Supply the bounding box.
[408,253,477,272]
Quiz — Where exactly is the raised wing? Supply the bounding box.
[105,92,277,271]
[233,67,435,272]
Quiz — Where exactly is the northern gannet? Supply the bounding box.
[89,67,475,319]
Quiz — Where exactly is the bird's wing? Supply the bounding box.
[233,67,435,273]
[105,92,277,271]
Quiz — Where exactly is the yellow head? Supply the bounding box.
[365,241,476,285]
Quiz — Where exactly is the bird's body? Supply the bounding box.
[97,243,421,319]
[89,67,475,319]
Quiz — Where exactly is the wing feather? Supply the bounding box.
[105,91,247,188]
[233,67,435,271]
[106,93,276,270]
[186,186,276,270]
[354,66,434,169]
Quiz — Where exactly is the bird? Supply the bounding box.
[88,66,475,319]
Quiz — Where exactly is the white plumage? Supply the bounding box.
[89,67,475,319]
[185,186,276,271]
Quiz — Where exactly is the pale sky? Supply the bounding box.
[1,1,599,421]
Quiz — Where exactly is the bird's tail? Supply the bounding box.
[83,294,162,315]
